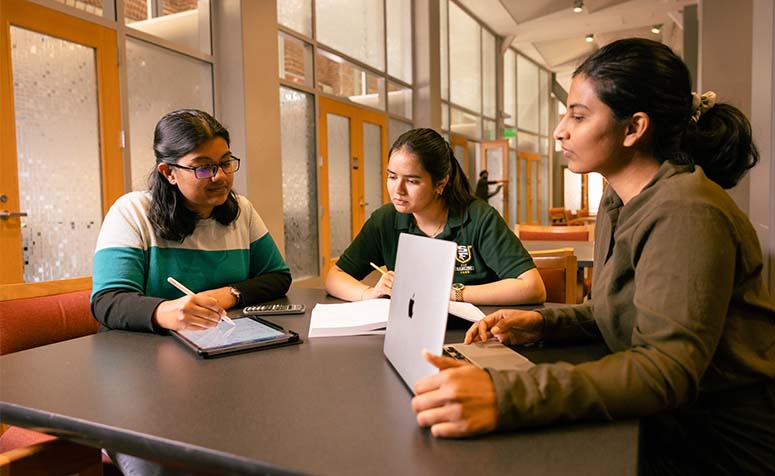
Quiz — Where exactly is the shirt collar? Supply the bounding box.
[392,205,468,238]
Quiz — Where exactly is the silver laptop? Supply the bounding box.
[383,233,533,394]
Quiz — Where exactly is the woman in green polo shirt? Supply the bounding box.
[324,128,545,306]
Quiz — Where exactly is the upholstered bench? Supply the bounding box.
[0,289,119,475]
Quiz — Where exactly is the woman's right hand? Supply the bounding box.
[152,294,224,331]
[361,271,395,300]
[464,309,544,345]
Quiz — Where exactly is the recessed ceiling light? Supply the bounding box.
[651,24,662,34]
[573,0,584,13]
[585,33,594,43]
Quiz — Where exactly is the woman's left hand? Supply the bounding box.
[411,351,498,438]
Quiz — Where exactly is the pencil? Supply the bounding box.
[166,276,235,326]
[369,262,387,276]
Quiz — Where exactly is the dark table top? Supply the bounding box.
[0,288,637,476]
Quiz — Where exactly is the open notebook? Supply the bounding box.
[308,299,485,338]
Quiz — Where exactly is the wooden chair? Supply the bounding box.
[0,437,103,475]
[530,248,579,304]
[548,207,567,225]
[567,216,597,226]
[515,223,593,242]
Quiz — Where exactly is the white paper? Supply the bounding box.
[447,301,486,323]
[308,299,390,338]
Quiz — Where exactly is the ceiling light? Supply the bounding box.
[585,33,594,43]
[651,24,662,34]
[573,0,584,13]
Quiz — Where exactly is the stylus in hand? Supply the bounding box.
[166,277,235,326]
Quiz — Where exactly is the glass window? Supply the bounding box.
[517,54,539,133]
[386,0,412,84]
[278,32,313,87]
[442,102,449,131]
[51,0,108,18]
[11,27,102,281]
[389,118,412,150]
[449,2,480,113]
[387,81,412,120]
[539,68,549,136]
[316,49,385,110]
[279,87,319,279]
[316,0,385,71]
[277,0,312,37]
[482,29,496,119]
[483,118,496,141]
[440,0,448,100]
[124,0,211,55]
[126,38,213,191]
[518,131,539,153]
[504,49,516,127]
[450,106,481,140]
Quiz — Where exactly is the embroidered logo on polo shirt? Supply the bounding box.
[455,245,474,274]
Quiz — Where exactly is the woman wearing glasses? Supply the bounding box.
[91,109,291,333]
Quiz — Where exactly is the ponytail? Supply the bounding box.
[443,142,475,212]
[683,103,759,189]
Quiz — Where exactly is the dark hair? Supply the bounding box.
[148,109,239,242]
[389,128,475,212]
[479,170,488,178]
[574,38,758,189]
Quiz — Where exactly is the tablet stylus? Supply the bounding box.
[166,277,235,326]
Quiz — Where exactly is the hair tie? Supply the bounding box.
[690,91,717,123]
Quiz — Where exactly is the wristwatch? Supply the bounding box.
[229,286,243,307]
[452,283,465,302]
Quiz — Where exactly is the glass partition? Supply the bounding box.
[280,87,319,280]
[482,29,496,119]
[277,0,313,37]
[449,2,481,114]
[124,0,211,54]
[126,37,213,191]
[278,32,313,87]
[387,81,412,119]
[316,0,384,71]
[517,55,539,133]
[386,0,412,83]
[316,49,385,110]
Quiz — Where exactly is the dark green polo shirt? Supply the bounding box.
[336,200,535,284]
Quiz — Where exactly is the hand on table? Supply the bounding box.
[362,270,395,300]
[411,351,498,438]
[465,309,544,345]
[153,294,225,331]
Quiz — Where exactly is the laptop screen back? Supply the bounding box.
[383,233,456,394]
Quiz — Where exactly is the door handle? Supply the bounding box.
[0,210,28,219]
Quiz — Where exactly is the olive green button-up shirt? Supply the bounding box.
[489,162,775,429]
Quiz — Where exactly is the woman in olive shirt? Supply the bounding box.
[411,38,775,476]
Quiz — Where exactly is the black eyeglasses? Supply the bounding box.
[167,157,241,179]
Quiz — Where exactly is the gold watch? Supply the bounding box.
[229,286,243,307]
[452,283,465,302]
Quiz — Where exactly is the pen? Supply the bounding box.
[369,262,387,276]
[166,276,235,326]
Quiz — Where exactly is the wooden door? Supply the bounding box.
[0,0,122,299]
[318,97,388,277]
[517,151,541,225]
[480,139,509,220]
